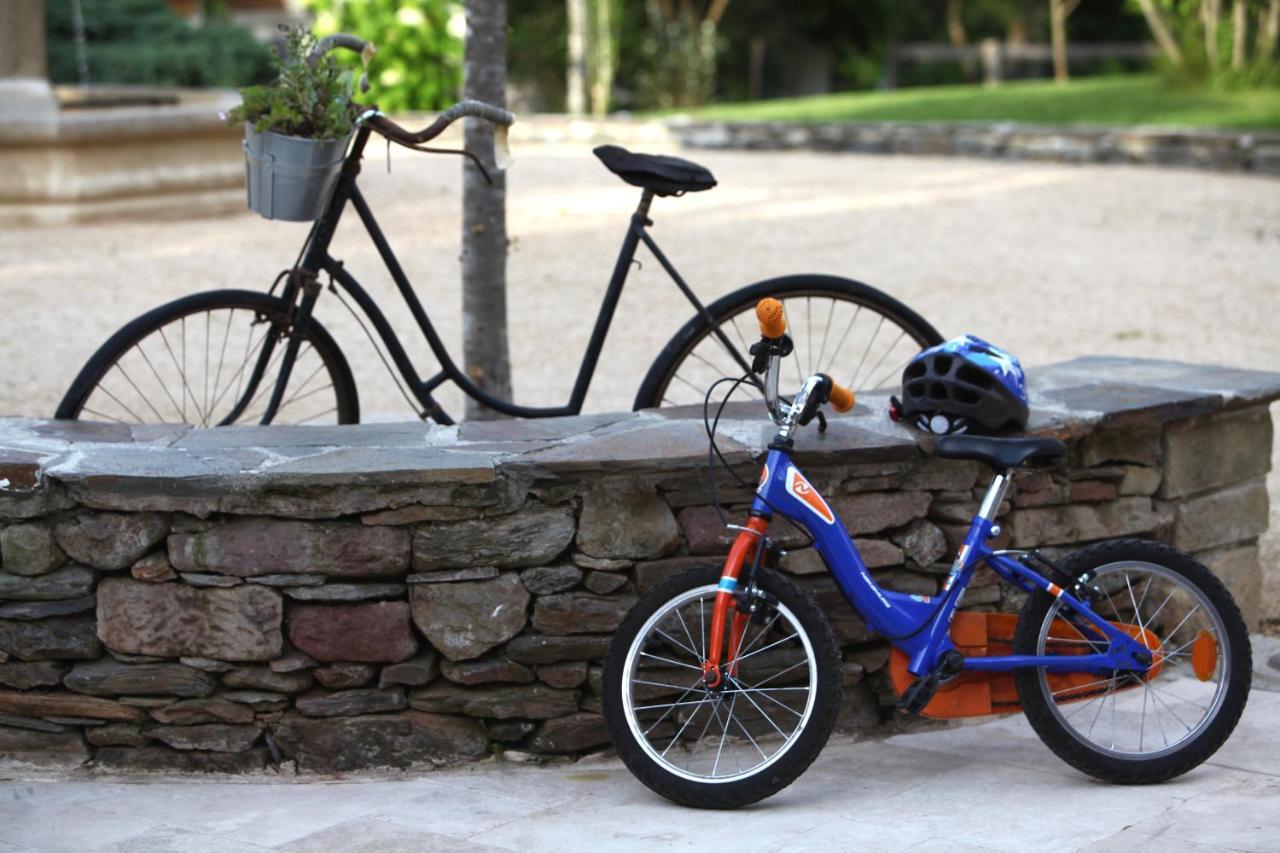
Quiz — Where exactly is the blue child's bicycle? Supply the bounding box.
[602,298,1252,809]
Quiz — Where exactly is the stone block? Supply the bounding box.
[409,682,578,720]
[1198,544,1261,630]
[412,503,574,571]
[284,583,405,602]
[222,666,312,694]
[272,711,487,772]
[528,713,609,754]
[288,601,418,664]
[1080,426,1161,467]
[296,687,407,718]
[633,556,714,593]
[97,578,282,662]
[0,596,95,621]
[891,520,946,567]
[148,723,262,752]
[676,506,809,555]
[583,571,628,595]
[149,698,255,725]
[0,661,67,689]
[130,552,175,583]
[410,574,529,661]
[0,689,143,722]
[535,661,588,689]
[1009,497,1170,548]
[1161,407,1273,498]
[169,519,410,577]
[1173,479,1269,552]
[1118,466,1162,496]
[0,728,89,764]
[901,458,978,492]
[503,634,612,665]
[63,660,216,697]
[440,656,534,685]
[378,652,440,689]
[53,512,168,571]
[531,592,636,636]
[576,485,679,560]
[0,523,66,575]
[93,747,270,773]
[832,492,931,536]
[0,566,94,601]
[314,663,377,689]
[519,565,582,595]
[0,614,100,661]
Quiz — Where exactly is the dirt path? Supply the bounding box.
[1,146,1277,617]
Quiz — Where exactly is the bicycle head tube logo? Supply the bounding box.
[758,464,769,492]
[785,467,835,525]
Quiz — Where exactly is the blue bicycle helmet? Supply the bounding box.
[895,335,1028,435]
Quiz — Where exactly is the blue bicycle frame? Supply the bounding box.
[725,449,1155,680]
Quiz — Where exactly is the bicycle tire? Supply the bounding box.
[1013,539,1251,784]
[55,290,359,427]
[632,274,943,411]
[603,565,842,809]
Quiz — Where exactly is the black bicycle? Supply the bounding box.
[56,41,942,427]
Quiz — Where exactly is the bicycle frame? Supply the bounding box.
[237,125,751,425]
[705,450,1156,684]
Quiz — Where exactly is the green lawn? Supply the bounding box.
[677,75,1280,130]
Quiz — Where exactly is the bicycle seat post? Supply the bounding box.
[635,188,655,220]
[976,468,1015,524]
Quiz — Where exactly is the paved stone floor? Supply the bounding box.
[1,636,1276,853]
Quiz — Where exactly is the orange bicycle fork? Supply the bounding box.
[702,515,771,689]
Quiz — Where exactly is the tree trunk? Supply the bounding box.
[566,0,587,115]
[1135,0,1186,68]
[1202,0,1222,71]
[590,0,615,116]
[1257,0,1279,60]
[461,0,513,420]
[947,0,967,47]
[748,35,765,101]
[1050,0,1081,83]
[1232,0,1247,69]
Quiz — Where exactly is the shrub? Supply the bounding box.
[45,0,273,88]
[306,0,464,112]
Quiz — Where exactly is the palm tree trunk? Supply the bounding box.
[461,0,513,420]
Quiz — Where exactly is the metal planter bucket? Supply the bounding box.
[243,127,351,222]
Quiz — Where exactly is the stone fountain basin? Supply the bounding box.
[0,86,245,227]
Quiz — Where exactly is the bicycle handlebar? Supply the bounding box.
[756,298,786,339]
[307,33,377,93]
[828,382,855,413]
[365,100,515,147]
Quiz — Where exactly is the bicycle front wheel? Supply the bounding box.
[633,274,943,410]
[603,565,841,809]
[1013,539,1251,784]
[55,290,358,427]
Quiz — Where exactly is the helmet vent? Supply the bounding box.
[956,364,995,389]
[954,386,981,405]
[932,355,954,375]
[929,382,948,401]
[904,362,927,380]
[907,381,926,398]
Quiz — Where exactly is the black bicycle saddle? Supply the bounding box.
[933,434,1066,469]
[593,145,717,197]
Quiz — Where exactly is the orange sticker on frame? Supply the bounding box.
[786,467,835,525]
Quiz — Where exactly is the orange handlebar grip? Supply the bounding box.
[829,382,855,413]
[756,298,786,339]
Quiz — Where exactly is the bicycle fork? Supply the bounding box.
[702,515,770,689]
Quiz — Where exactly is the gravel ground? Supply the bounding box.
[0,146,1277,618]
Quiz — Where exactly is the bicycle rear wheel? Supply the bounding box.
[633,274,943,410]
[1013,539,1251,784]
[55,290,358,427]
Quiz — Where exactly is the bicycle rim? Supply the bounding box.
[620,584,818,784]
[1036,561,1231,759]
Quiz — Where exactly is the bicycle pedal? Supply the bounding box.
[896,650,964,716]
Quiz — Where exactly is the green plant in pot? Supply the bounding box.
[226,27,376,222]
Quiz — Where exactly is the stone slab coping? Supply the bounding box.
[1,356,1277,517]
[0,88,240,145]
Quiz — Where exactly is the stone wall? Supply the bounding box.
[668,119,1280,175]
[0,356,1275,775]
